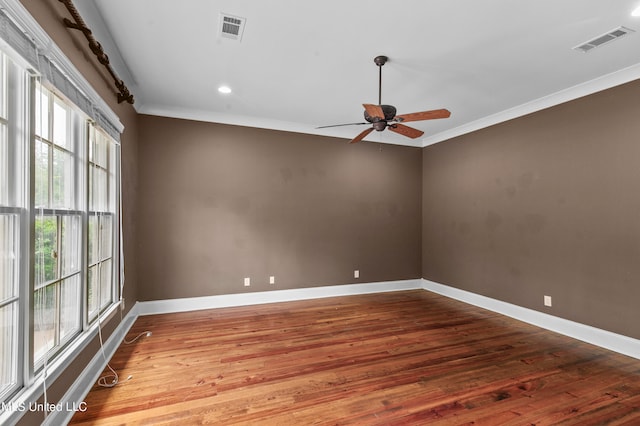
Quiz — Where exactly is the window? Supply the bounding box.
[87,125,117,322]
[35,85,78,210]
[0,49,28,402]
[0,213,20,398]
[0,43,121,407]
[33,85,84,365]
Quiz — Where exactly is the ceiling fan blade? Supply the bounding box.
[363,104,385,120]
[316,122,369,129]
[350,127,374,144]
[395,109,451,123]
[389,123,424,139]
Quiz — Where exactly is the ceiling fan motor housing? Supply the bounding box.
[364,104,397,122]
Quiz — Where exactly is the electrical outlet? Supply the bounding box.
[354,270,360,279]
[244,277,251,287]
[544,295,552,307]
[269,276,275,284]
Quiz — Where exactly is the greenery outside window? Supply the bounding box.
[33,84,84,366]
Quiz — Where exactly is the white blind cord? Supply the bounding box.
[118,143,125,316]
[38,207,49,420]
[93,150,119,388]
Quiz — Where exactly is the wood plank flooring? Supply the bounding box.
[70,290,640,425]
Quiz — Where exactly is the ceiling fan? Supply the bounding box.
[318,55,451,143]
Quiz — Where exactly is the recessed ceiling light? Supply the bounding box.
[218,85,232,94]
[633,5,640,16]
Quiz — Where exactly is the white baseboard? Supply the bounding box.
[43,303,140,426]
[26,277,638,426]
[137,279,423,316]
[422,279,640,360]
[138,279,640,360]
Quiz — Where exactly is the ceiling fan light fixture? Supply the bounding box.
[218,85,232,94]
[633,6,640,16]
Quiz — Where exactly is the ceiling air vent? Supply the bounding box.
[219,13,246,41]
[573,26,635,52]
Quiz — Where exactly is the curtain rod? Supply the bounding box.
[58,0,134,104]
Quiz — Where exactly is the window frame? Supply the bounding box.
[0,45,122,410]
[87,124,119,325]
[0,48,30,403]
[31,83,87,370]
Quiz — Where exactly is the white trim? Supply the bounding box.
[41,304,139,426]
[116,51,640,149]
[109,44,640,149]
[138,279,423,316]
[137,279,640,361]
[421,61,640,147]
[421,279,640,360]
[139,105,425,147]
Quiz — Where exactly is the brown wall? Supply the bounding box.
[137,116,422,300]
[422,79,640,340]
[12,2,640,423]
[18,1,139,423]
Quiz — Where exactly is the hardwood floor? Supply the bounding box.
[70,290,640,425]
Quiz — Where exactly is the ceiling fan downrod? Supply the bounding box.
[374,55,388,105]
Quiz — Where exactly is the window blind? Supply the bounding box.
[0,2,123,141]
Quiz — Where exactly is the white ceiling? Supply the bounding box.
[77,0,640,147]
